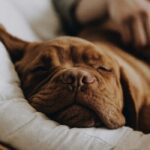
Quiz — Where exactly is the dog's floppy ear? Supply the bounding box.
[120,67,139,129]
[0,25,29,63]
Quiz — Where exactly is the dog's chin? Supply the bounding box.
[28,86,104,128]
[50,104,103,128]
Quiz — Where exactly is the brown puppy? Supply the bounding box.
[0,25,150,133]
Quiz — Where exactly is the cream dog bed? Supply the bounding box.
[0,0,150,149]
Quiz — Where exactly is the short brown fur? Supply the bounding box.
[0,25,150,133]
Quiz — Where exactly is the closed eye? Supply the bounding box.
[97,65,112,73]
[31,66,49,73]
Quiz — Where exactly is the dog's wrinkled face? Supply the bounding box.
[1,26,150,133]
[13,37,125,128]
[0,26,125,129]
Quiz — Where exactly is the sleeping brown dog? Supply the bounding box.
[0,25,150,133]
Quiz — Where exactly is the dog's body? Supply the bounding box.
[0,25,150,133]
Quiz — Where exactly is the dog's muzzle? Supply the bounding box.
[60,68,96,92]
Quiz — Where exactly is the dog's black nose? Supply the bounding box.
[62,69,95,91]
